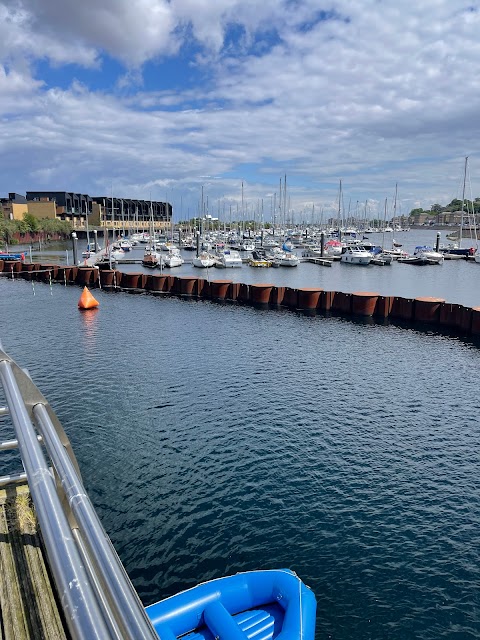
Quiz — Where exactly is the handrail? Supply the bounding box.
[0,346,159,640]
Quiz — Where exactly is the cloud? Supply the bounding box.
[1,0,480,218]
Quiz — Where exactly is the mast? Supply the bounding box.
[85,202,90,250]
[382,198,387,250]
[459,156,468,248]
[338,179,342,232]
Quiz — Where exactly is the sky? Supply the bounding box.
[1,0,480,223]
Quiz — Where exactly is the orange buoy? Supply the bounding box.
[78,286,99,310]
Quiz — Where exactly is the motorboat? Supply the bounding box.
[164,249,184,268]
[118,238,133,252]
[272,250,300,267]
[398,256,433,265]
[240,241,256,251]
[215,249,243,268]
[439,243,474,259]
[381,247,409,260]
[145,569,316,640]
[324,240,343,257]
[142,247,163,268]
[192,251,216,268]
[340,246,372,265]
[413,246,444,264]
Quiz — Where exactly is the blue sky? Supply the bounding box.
[1,0,480,221]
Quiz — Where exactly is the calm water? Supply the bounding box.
[1,274,480,639]
[19,229,480,307]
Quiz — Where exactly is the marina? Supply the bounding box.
[3,227,480,307]
[3,2,480,638]
[1,274,480,639]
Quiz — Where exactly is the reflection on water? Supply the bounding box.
[79,308,100,349]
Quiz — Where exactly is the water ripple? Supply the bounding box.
[2,278,480,638]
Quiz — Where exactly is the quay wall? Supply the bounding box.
[1,260,479,339]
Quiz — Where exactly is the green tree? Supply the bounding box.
[23,213,40,233]
[445,199,463,211]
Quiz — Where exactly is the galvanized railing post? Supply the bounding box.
[34,402,160,640]
[0,359,114,640]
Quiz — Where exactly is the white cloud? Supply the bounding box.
[1,0,480,218]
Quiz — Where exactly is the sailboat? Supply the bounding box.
[142,200,163,268]
[441,157,477,258]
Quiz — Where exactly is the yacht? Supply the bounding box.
[240,240,255,251]
[340,246,372,265]
[413,246,444,264]
[324,240,343,257]
[118,239,133,252]
[215,249,243,268]
[270,248,300,267]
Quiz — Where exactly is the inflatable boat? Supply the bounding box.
[145,569,316,640]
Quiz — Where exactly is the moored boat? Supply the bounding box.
[216,249,243,268]
[145,569,316,640]
[164,249,184,268]
[340,246,372,265]
[192,251,216,268]
[413,246,444,264]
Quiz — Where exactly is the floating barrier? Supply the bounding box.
[414,296,445,324]
[298,287,323,311]
[351,291,379,316]
[210,279,232,301]
[3,261,480,339]
[250,283,274,306]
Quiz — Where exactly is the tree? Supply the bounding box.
[23,213,40,233]
[430,204,443,213]
[445,199,463,211]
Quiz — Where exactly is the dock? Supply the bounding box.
[0,484,67,639]
[303,257,333,266]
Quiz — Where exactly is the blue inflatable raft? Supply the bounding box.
[145,569,316,640]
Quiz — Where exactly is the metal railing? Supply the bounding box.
[0,342,159,640]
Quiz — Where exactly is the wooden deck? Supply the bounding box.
[0,483,69,639]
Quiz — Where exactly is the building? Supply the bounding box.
[26,192,93,228]
[1,191,172,233]
[91,197,171,233]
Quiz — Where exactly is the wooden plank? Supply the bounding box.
[0,485,68,640]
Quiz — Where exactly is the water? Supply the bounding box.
[1,274,480,638]
[16,229,480,307]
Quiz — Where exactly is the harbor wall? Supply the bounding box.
[1,260,479,338]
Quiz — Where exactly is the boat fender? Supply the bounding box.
[469,247,475,255]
